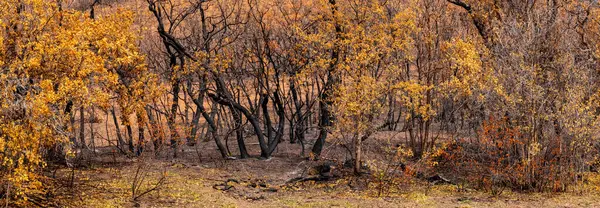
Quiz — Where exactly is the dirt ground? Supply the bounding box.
[48,134,600,208]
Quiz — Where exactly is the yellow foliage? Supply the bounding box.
[0,1,152,205]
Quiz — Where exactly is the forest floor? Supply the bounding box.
[48,134,600,208]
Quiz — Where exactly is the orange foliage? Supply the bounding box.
[436,116,577,193]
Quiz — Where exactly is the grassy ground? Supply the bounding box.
[49,145,600,208]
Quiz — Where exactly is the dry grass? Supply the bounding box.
[49,135,600,208]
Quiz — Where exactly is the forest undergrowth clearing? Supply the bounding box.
[49,136,600,208]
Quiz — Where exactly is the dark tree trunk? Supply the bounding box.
[168,78,181,158]
[290,79,305,144]
[79,107,86,149]
[261,95,274,145]
[269,92,285,155]
[126,119,134,153]
[111,106,126,150]
[89,110,95,153]
[137,113,145,156]
[231,108,249,158]
[311,0,342,159]
[209,92,271,158]
[145,106,162,153]
[70,110,77,146]
[188,104,202,146]
[311,82,333,158]
[200,106,228,158]
[187,79,229,158]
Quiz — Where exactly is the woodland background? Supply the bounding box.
[3,0,600,207]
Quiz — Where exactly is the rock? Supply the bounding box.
[226,178,239,183]
[245,194,264,201]
[343,159,369,172]
[427,174,454,185]
[213,179,239,191]
[457,196,471,202]
[310,161,337,178]
[263,187,278,192]
[212,184,234,191]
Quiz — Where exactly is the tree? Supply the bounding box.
[0,1,148,204]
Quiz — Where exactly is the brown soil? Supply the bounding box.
[48,135,600,208]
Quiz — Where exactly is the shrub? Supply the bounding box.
[434,116,580,193]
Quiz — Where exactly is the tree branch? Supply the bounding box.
[447,0,472,13]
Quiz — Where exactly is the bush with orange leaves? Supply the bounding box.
[434,116,579,194]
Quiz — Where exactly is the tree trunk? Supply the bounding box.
[290,79,304,144]
[354,135,362,175]
[311,0,342,159]
[188,104,202,146]
[269,92,286,155]
[126,119,134,153]
[89,108,96,153]
[137,112,145,156]
[231,108,249,158]
[311,87,332,158]
[70,109,77,146]
[111,106,126,150]
[79,107,86,149]
[145,106,162,153]
[261,95,274,146]
[168,79,181,158]
[209,92,271,158]
[200,106,228,158]
[187,79,229,158]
